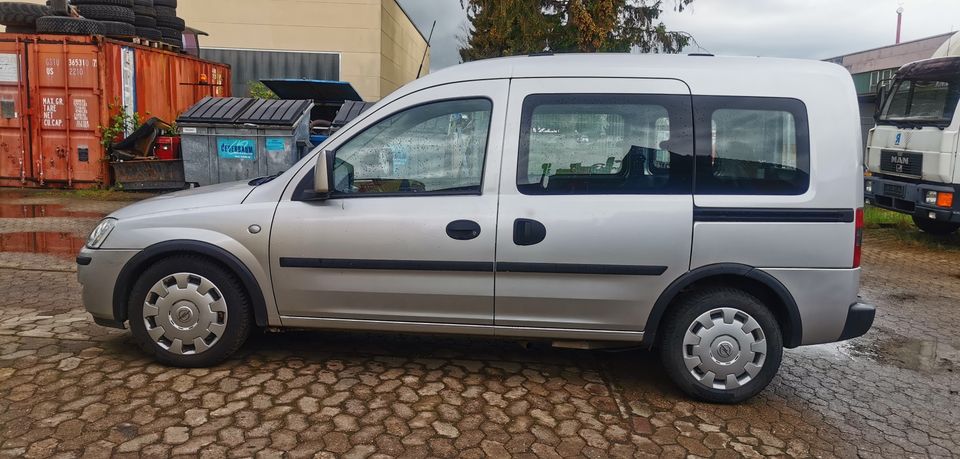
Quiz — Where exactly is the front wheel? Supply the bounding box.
[659,288,783,403]
[912,216,960,236]
[128,255,252,367]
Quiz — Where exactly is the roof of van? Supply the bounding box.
[393,54,851,101]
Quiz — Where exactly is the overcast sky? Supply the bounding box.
[398,0,960,70]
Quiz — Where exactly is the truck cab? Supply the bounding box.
[865,42,960,234]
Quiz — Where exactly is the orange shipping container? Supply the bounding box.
[0,34,230,188]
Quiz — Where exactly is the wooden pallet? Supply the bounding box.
[117,35,181,52]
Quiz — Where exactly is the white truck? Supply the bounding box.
[865,32,960,234]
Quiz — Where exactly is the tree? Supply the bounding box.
[459,0,694,62]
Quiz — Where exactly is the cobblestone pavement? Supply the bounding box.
[0,190,958,458]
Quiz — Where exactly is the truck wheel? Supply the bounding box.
[912,216,960,235]
[75,4,135,24]
[0,3,50,27]
[659,288,783,404]
[36,16,104,35]
[127,255,252,367]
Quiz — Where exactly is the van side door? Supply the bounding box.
[270,80,508,329]
[494,78,695,338]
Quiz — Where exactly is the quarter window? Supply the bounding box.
[694,97,810,195]
[332,99,492,196]
[517,94,694,195]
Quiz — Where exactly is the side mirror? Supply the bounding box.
[302,150,334,201]
[873,81,890,122]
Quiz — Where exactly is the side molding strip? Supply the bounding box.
[694,208,855,223]
[279,258,667,276]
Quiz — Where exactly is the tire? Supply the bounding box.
[134,0,154,6]
[45,0,69,16]
[134,14,156,27]
[99,20,135,37]
[70,0,135,6]
[135,26,161,41]
[5,25,36,33]
[75,4,135,24]
[155,14,184,30]
[0,2,50,27]
[162,37,182,48]
[133,5,155,16]
[153,0,176,7]
[912,216,960,235]
[659,288,783,404]
[158,26,180,39]
[36,16,104,35]
[127,255,252,367]
[154,5,175,17]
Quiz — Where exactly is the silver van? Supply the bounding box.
[78,55,874,403]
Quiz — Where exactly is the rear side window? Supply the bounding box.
[517,94,694,195]
[694,96,810,195]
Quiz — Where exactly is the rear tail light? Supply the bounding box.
[853,208,864,268]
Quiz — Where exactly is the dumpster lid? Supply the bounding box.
[260,79,363,105]
[178,97,255,124]
[332,100,376,128]
[178,97,313,126]
[237,98,313,126]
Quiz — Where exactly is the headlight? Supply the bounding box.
[86,218,117,249]
[865,182,873,193]
[925,191,938,205]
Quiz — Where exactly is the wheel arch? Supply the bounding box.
[644,263,803,349]
[112,240,270,328]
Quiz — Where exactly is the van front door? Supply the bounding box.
[270,80,508,330]
[494,78,695,338]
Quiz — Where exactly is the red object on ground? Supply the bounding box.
[0,33,232,189]
[153,136,180,160]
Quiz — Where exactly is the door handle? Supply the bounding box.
[446,220,481,241]
[514,219,546,246]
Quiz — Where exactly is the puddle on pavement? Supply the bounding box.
[816,334,960,372]
[0,203,105,219]
[0,232,86,260]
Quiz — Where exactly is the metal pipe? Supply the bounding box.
[896,7,904,44]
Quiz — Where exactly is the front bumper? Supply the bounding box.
[865,176,960,223]
[838,302,876,341]
[77,247,139,329]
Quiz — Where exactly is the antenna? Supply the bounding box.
[896,6,904,44]
[417,20,437,79]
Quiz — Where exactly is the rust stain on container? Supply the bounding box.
[0,34,231,189]
[0,231,86,259]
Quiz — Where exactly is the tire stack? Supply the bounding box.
[132,0,162,42]
[152,0,183,49]
[70,0,136,37]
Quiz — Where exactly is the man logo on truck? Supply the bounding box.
[895,133,902,145]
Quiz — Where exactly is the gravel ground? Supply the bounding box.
[0,190,957,458]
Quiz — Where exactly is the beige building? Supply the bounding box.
[21,0,430,101]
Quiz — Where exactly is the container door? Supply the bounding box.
[30,41,104,186]
[494,78,695,334]
[0,40,29,185]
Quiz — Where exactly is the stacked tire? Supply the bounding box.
[132,0,162,42]
[152,0,183,48]
[69,0,136,37]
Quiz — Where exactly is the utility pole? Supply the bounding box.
[417,21,437,79]
[896,7,904,44]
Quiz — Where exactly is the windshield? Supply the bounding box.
[879,77,960,127]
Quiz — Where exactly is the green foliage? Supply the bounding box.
[459,0,695,61]
[249,81,278,99]
[99,105,143,149]
[864,205,960,251]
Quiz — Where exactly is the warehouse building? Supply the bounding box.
[19,0,430,101]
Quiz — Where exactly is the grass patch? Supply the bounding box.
[864,205,960,251]
[39,188,153,201]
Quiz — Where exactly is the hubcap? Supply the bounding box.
[141,273,228,355]
[683,307,767,390]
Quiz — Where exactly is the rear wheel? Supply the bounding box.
[128,255,251,367]
[659,288,783,403]
[912,216,960,235]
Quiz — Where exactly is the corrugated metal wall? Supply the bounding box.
[201,48,340,98]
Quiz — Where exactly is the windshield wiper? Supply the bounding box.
[248,174,281,186]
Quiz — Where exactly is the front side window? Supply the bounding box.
[332,99,492,196]
[517,94,694,195]
[694,97,810,195]
[880,78,960,127]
